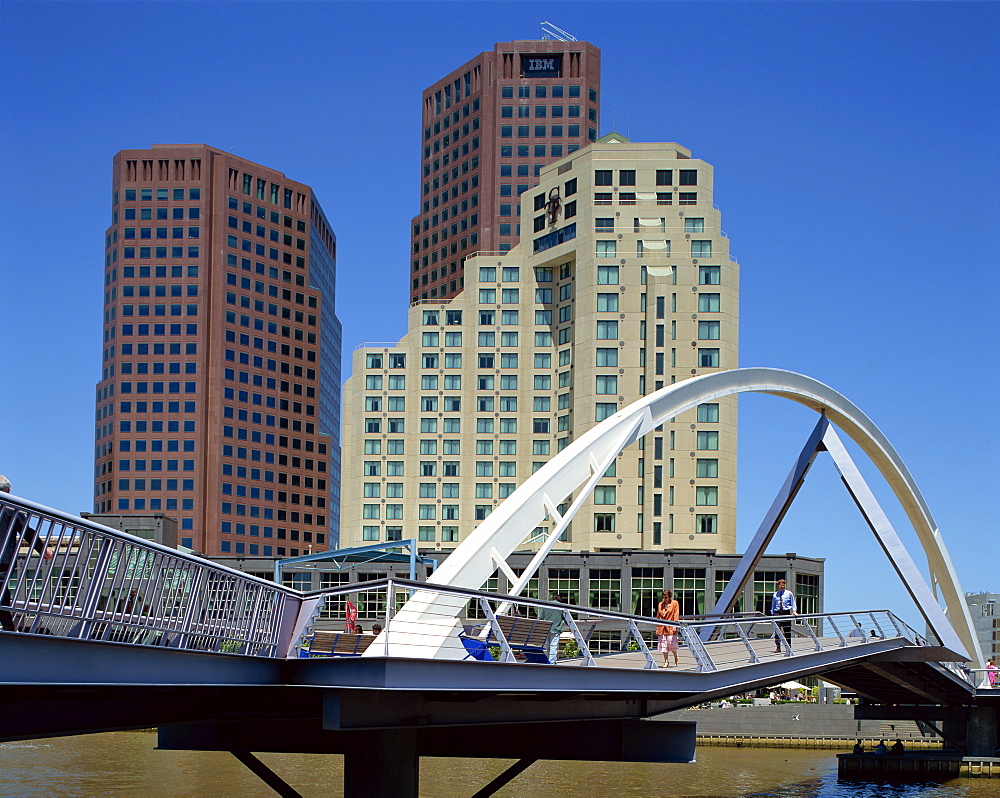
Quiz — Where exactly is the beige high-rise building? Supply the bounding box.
[342,136,738,555]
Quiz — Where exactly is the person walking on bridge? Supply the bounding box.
[0,476,53,632]
[656,589,681,667]
[770,578,797,654]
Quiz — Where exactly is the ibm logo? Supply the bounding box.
[527,58,556,71]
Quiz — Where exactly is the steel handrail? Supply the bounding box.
[0,492,301,656]
[296,577,923,671]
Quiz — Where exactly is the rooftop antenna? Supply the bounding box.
[540,21,578,42]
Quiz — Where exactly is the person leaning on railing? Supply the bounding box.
[0,476,54,632]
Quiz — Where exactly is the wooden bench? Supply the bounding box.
[461,615,554,663]
[305,631,376,657]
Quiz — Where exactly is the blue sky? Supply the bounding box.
[2,2,998,631]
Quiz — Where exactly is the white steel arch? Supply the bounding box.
[381,368,978,662]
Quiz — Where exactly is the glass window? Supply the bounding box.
[596,375,617,394]
[699,265,721,285]
[698,348,720,368]
[696,486,719,506]
[593,486,616,505]
[595,403,617,421]
[698,321,720,340]
[692,240,712,258]
[698,293,721,313]
[697,431,719,450]
[673,567,706,616]
[695,514,718,534]
[596,293,618,312]
[594,513,615,533]
[596,241,617,259]
[596,348,617,367]
[697,458,719,478]
[684,218,705,233]
[697,403,720,423]
[596,321,618,339]
[597,265,618,284]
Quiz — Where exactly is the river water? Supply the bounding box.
[0,733,994,797]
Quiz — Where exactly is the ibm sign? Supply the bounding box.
[521,54,562,78]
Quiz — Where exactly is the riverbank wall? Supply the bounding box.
[655,703,942,749]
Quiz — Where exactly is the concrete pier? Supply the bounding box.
[838,753,1000,779]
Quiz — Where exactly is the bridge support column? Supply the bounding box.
[964,706,998,757]
[941,706,998,756]
[343,728,419,798]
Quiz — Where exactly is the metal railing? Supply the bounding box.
[0,492,301,657]
[295,577,927,672]
[408,298,456,308]
[0,491,934,674]
[352,341,408,351]
[967,669,999,690]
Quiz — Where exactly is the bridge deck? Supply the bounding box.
[558,634,872,671]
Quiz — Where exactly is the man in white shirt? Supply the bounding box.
[770,578,797,654]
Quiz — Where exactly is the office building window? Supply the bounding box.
[594,513,615,533]
[699,266,721,285]
[696,458,718,478]
[698,321,720,340]
[695,514,718,535]
[696,486,718,506]
[595,403,617,421]
[697,403,720,423]
[698,294,721,313]
[697,431,719,450]
[698,348,720,368]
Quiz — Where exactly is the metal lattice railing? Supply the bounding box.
[0,490,934,671]
[294,577,930,671]
[0,492,301,657]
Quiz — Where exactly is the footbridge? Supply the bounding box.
[1,369,994,797]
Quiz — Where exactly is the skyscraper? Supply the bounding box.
[94,145,342,556]
[342,136,739,554]
[410,39,601,303]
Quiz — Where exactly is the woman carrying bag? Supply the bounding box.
[655,589,681,667]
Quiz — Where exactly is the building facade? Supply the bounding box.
[964,592,999,661]
[94,144,342,556]
[410,39,601,303]
[343,137,739,555]
[216,551,822,633]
